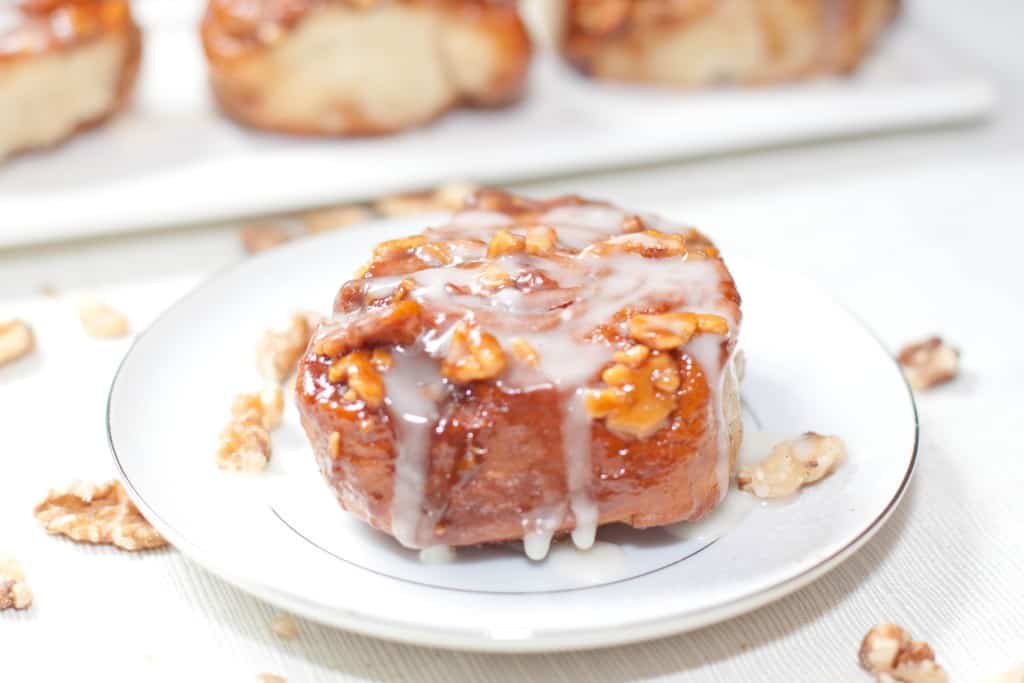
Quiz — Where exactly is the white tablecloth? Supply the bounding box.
[2,2,1023,680]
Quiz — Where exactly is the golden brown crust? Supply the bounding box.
[560,0,900,87]
[296,190,743,548]
[201,0,531,136]
[0,0,141,160]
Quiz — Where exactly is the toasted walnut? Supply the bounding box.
[370,347,393,370]
[628,312,728,350]
[0,556,32,610]
[509,338,540,367]
[477,263,514,290]
[256,675,287,683]
[328,350,387,408]
[584,352,678,439]
[217,387,283,472]
[897,337,959,390]
[612,344,650,368]
[737,432,846,498]
[582,230,689,258]
[257,313,320,383]
[525,226,557,255]
[240,222,291,254]
[301,205,371,234]
[487,230,526,258]
[232,385,284,430]
[216,420,271,472]
[78,297,130,339]
[860,624,948,683]
[0,319,35,367]
[442,321,506,383]
[373,234,427,260]
[34,480,167,551]
[313,300,422,357]
[375,182,477,217]
[270,613,299,640]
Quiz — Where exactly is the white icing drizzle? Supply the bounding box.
[333,200,740,556]
[418,545,456,564]
[563,389,597,551]
[382,348,443,548]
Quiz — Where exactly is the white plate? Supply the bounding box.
[0,0,993,248]
[107,215,917,652]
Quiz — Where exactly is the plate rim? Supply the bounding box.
[106,225,920,652]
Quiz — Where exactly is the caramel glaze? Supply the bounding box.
[296,190,742,550]
[560,0,901,85]
[0,0,139,60]
[0,0,141,160]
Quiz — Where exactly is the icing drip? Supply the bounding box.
[563,389,597,551]
[521,506,564,561]
[685,333,732,504]
[382,348,443,548]
[418,545,456,564]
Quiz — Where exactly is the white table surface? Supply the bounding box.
[2,1,1023,681]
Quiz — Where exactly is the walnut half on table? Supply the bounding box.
[0,556,32,610]
[0,319,35,367]
[897,336,959,390]
[34,480,167,551]
[859,623,948,683]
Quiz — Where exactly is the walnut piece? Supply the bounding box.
[525,226,557,255]
[612,344,650,368]
[240,222,291,254]
[301,205,371,234]
[217,386,283,472]
[34,480,167,551]
[270,613,299,640]
[628,312,729,350]
[509,337,540,367]
[897,337,959,390]
[232,385,285,429]
[256,675,287,683]
[0,319,35,367]
[477,263,514,290]
[375,182,477,217]
[442,321,506,383]
[582,229,691,258]
[584,351,678,439]
[859,623,948,683]
[314,300,423,357]
[0,556,32,610]
[328,350,389,408]
[737,432,846,498]
[78,298,130,339]
[487,229,526,258]
[257,313,321,383]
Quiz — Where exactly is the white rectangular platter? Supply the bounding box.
[0,1,994,249]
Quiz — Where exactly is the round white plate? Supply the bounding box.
[107,215,917,652]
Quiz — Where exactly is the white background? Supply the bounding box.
[1,1,1023,681]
